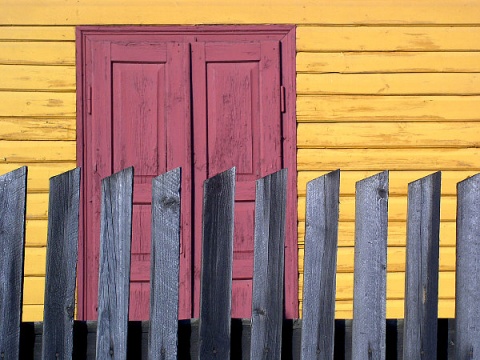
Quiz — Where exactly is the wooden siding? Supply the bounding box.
[1,0,480,320]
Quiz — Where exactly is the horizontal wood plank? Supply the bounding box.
[297,95,480,122]
[298,246,455,273]
[298,148,480,171]
[297,73,480,95]
[0,41,75,65]
[0,163,77,191]
[299,298,456,319]
[297,195,457,221]
[298,271,455,301]
[22,305,45,321]
[24,247,46,276]
[0,141,76,162]
[298,220,457,247]
[298,122,480,148]
[2,2,480,25]
[0,91,75,117]
[0,118,75,140]
[0,65,75,91]
[0,26,75,40]
[297,51,480,74]
[297,26,480,52]
[298,170,478,196]
[23,277,45,305]
[25,220,48,246]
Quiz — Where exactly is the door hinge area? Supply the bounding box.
[87,85,92,115]
[280,85,286,113]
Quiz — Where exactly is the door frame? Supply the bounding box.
[76,25,298,319]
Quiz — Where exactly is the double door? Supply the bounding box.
[78,28,294,320]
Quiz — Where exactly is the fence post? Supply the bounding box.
[95,167,134,360]
[403,172,441,359]
[301,170,340,360]
[42,168,81,359]
[198,167,236,359]
[149,168,181,360]
[250,169,287,360]
[352,171,389,360]
[455,173,480,359]
[0,167,27,360]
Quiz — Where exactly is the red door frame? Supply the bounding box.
[76,25,298,319]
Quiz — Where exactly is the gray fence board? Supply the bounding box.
[95,167,134,360]
[455,173,480,360]
[149,168,181,360]
[403,172,441,359]
[198,167,236,359]
[352,171,389,360]
[42,168,81,360]
[0,166,27,360]
[301,170,340,360]
[250,169,288,360]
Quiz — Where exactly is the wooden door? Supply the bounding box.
[192,41,283,318]
[78,26,297,321]
[83,40,192,320]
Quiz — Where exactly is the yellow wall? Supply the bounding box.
[1,1,480,321]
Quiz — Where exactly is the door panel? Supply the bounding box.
[85,40,192,320]
[192,41,282,318]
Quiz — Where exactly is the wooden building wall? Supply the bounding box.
[1,0,480,320]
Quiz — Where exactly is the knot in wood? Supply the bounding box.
[161,196,178,208]
[377,188,387,199]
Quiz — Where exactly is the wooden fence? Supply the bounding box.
[0,166,479,359]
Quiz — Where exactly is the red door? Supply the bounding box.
[77,27,297,320]
[192,41,282,318]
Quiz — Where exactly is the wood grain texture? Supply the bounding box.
[298,122,480,149]
[0,26,75,40]
[296,52,480,74]
[0,91,75,117]
[0,118,76,141]
[198,168,235,359]
[403,172,441,359]
[298,148,480,171]
[298,73,480,96]
[297,95,480,122]
[0,42,75,65]
[0,140,76,162]
[301,170,339,360]
[297,26,480,52]
[352,171,388,360]
[3,2,480,25]
[298,170,478,196]
[250,169,287,360]
[42,167,81,359]
[96,167,134,360]
[0,166,27,359]
[0,65,75,91]
[455,173,480,359]
[149,168,181,360]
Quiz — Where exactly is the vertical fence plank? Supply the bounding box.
[198,167,235,359]
[42,168,81,359]
[95,167,134,360]
[250,169,288,360]
[0,167,27,359]
[301,170,340,360]
[403,172,441,359]
[455,173,480,359]
[149,168,181,360]
[352,171,389,360]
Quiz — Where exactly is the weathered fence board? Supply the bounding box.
[403,172,441,359]
[250,169,288,360]
[0,166,27,359]
[95,167,134,360]
[149,168,181,360]
[301,169,340,360]
[455,173,480,360]
[199,167,236,359]
[352,171,389,360]
[42,167,81,359]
